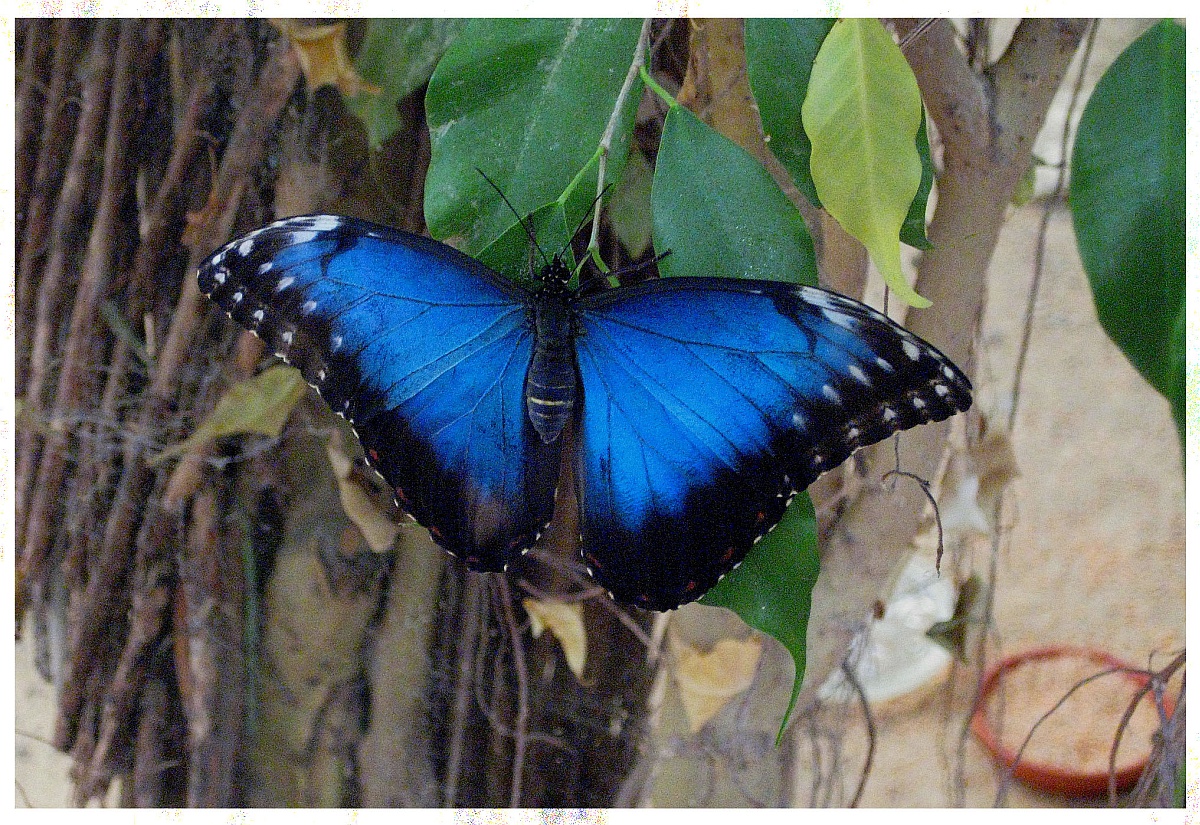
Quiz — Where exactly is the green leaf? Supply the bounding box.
[901,110,934,250]
[1070,19,1185,444]
[475,202,572,284]
[152,365,306,465]
[425,19,642,256]
[701,493,820,742]
[652,104,817,284]
[607,145,654,259]
[349,19,467,150]
[803,18,928,307]
[744,18,836,208]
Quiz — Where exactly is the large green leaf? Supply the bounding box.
[424,19,642,258]
[744,18,836,208]
[1070,19,1185,444]
[701,493,820,741]
[652,103,817,284]
[803,18,928,306]
[350,19,467,150]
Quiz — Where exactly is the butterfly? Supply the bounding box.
[198,214,972,611]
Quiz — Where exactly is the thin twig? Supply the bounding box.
[442,577,483,806]
[494,577,530,808]
[993,664,1153,807]
[1009,20,1099,432]
[841,663,877,807]
[586,18,652,257]
[1107,651,1184,806]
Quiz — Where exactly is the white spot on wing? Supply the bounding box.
[301,300,317,314]
[275,275,295,292]
[849,364,869,384]
[822,308,855,330]
[902,339,921,361]
[822,384,841,403]
[801,288,839,310]
[305,215,342,231]
[934,384,950,397]
[238,238,254,256]
[875,356,893,372]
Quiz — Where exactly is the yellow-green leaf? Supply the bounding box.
[153,365,306,464]
[803,18,929,307]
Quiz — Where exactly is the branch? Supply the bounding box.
[17,20,118,573]
[17,21,86,393]
[35,20,152,752]
[15,19,53,249]
[52,33,301,755]
[792,18,1089,724]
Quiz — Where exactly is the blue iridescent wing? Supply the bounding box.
[573,278,972,610]
[198,215,560,570]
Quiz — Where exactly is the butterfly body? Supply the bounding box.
[199,215,972,611]
[525,265,578,445]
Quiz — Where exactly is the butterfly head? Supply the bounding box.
[535,254,574,297]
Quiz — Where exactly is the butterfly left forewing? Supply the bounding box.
[199,215,561,570]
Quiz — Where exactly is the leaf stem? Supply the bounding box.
[583,19,654,280]
[638,62,677,109]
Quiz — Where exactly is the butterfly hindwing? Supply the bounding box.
[198,215,561,570]
[573,278,971,610]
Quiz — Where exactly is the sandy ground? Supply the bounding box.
[14,19,1183,809]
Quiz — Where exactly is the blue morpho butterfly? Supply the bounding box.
[198,213,972,611]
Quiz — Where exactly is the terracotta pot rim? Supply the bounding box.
[969,644,1173,797]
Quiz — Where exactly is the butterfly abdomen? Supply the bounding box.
[525,291,577,444]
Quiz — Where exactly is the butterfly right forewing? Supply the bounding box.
[571,278,971,610]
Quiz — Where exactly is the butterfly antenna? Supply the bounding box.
[476,168,551,271]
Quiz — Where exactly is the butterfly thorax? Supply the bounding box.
[525,258,578,444]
